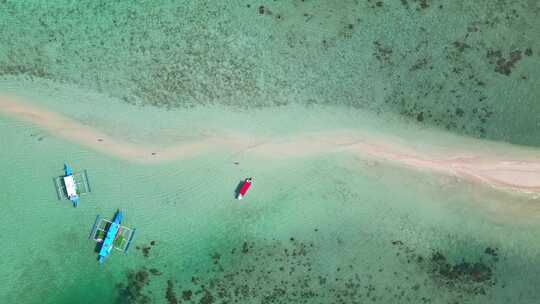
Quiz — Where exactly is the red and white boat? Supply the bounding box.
[237,177,253,200]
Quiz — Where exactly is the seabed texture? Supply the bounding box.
[0,1,539,304]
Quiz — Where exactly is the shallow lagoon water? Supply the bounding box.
[1,1,540,304]
[1,96,540,303]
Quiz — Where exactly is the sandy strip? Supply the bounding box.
[1,95,540,194]
[0,95,258,161]
[248,135,540,194]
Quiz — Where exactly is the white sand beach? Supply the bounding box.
[2,95,540,195]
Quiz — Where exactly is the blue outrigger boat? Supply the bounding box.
[63,164,80,207]
[54,163,91,207]
[89,210,136,264]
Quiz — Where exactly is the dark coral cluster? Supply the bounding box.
[116,236,503,304]
[391,240,500,298]
[136,240,157,258]
[486,49,523,76]
[165,280,179,304]
[116,269,152,304]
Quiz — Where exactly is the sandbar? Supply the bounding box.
[1,95,540,195]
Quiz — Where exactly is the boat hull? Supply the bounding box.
[237,178,252,199]
[63,163,79,207]
[98,210,123,263]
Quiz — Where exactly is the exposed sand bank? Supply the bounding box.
[1,95,540,195]
[0,95,253,161]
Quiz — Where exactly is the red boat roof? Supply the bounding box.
[239,179,252,195]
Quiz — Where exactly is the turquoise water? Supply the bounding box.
[0,0,539,144]
[1,1,540,304]
[1,110,540,303]
[1,111,540,303]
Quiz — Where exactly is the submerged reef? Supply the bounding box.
[165,280,179,304]
[117,237,503,303]
[117,269,152,304]
[486,49,523,76]
[391,240,500,298]
[0,1,538,145]
[135,241,157,258]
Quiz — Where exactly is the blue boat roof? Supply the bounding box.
[98,211,123,262]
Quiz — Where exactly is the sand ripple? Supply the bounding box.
[2,95,540,195]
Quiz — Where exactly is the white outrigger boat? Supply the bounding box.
[54,163,91,207]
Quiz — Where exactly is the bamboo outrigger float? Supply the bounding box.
[89,210,136,264]
[53,163,91,207]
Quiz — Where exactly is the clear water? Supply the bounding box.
[1,1,540,304]
[1,0,539,144]
[1,112,540,303]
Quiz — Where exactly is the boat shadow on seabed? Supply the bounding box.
[233,180,244,199]
[234,177,253,200]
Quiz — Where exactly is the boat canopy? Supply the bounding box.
[89,212,137,264]
[63,175,77,198]
[54,167,91,204]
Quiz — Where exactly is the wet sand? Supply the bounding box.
[1,95,540,195]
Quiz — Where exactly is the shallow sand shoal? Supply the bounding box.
[1,95,540,195]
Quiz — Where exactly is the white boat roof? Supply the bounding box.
[63,175,77,197]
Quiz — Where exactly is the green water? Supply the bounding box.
[1,1,540,304]
[0,0,539,145]
[1,109,540,303]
